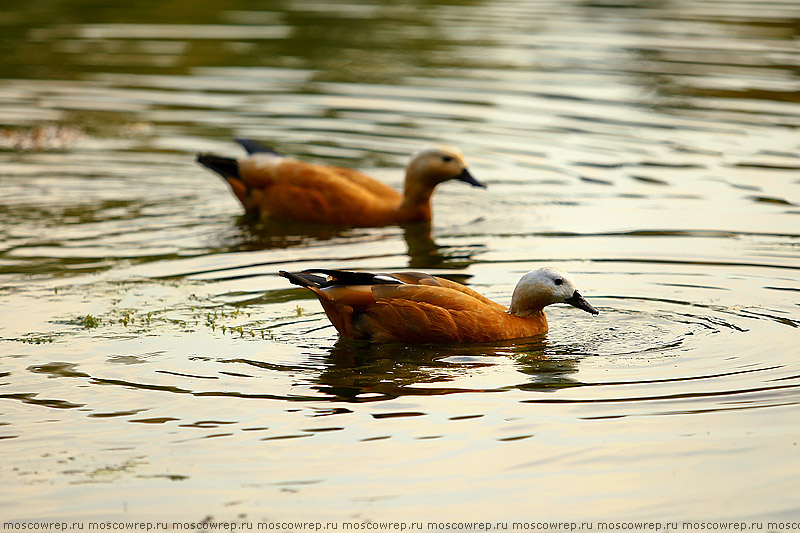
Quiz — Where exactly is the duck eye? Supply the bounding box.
[554,278,563,286]
[442,155,453,163]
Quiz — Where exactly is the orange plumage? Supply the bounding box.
[280,268,599,343]
[196,139,485,226]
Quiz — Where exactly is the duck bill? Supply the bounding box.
[565,290,598,315]
[456,168,487,188]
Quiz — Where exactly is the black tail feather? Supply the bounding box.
[236,138,282,156]
[196,154,240,179]
[300,269,402,287]
[280,269,404,289]
[279,270,328,288]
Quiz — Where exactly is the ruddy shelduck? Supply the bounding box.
[196,139,485,226]
[280,267,599,343]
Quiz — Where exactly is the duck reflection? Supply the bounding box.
[311,336,584,402]
[402,223,485,269]
[221,216,355,252]
[218,217,484,270]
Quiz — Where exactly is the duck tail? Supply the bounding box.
[196,154,240,180]
[279,270,328,289]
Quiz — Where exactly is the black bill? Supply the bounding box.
[565,290,599,315]
[456,167,487,188]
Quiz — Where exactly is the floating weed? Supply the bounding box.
[193,305,274,341]
[20,334,56,344]
[85,459,147,481]
[47,304,273,342]
[77,314,101,329]
[120,310,134,327]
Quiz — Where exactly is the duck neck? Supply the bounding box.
[509,283,551,319]
[508,305,546,319]
[506,308,548,337]
[399,178,435,222]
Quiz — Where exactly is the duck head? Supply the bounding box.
[509,267,598,318]
[405,145,485,189]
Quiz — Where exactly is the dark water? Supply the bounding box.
[1,0,799,523]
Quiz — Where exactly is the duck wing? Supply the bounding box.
[325,166,401,201]
[237,156,400,224]
[299,269,511,342]
[362,283,514,343]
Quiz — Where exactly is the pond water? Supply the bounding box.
[1,0,799,524]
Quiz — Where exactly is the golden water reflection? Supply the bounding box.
[1,0,800,523]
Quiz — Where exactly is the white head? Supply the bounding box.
[509,267,598,317]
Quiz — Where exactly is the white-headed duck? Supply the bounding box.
[280,267,598,343]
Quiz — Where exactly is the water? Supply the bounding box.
[1,0,799,524]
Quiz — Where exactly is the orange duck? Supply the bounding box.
[279,267,598,343]
[196,139,485,225]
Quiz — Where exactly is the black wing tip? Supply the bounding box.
[236,138,282,156]
[282,269,403,288]
[280,270,327,288]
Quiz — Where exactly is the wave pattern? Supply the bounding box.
[1,0,799,522]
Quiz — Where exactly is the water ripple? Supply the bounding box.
[2,0,800,520]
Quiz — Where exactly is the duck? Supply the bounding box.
[196,139,485,226]
[279,267,598,343]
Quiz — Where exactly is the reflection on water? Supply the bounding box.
[1,0,800,523]
[313,337,571,402]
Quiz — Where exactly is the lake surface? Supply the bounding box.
[1,0,799,524]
